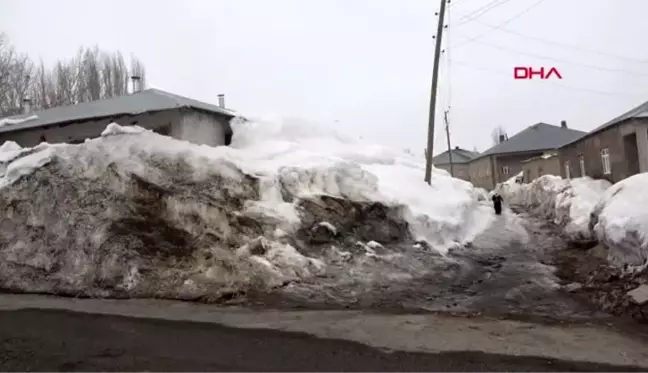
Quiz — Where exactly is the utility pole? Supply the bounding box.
[444,110,454,177]
[424,0,448,185]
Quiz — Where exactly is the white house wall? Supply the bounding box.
[0,110,182,148]
[0,109,231,148]
[171,111,227,147]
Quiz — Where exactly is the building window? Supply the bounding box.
[502,166,509,175]
[538,167,544,177]
[565,161,571,179]
[601,148,611,175]
[579,155,586,177]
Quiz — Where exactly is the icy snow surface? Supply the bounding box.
[591,173,648,269]
[497,175,611,241]
[0,117,495,303]
[0,115,38,128]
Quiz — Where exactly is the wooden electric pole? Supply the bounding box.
[424,0,448,185]
[444,110,454,177]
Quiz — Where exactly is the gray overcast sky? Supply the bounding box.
[2,0,648,155]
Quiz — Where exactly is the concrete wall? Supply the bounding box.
[468,156,494,190]
[521,156,561,183]
[0,108,232,148]
[170,110,229,147]
[435,163,470,182]
[557,120,648,183]
[494,151,544,184]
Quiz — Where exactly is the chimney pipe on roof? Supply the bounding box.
[561,120,567,128]
[499,134,505,143]
[22,97,31,115]
[131,76,142,93]
[217,94,225,109]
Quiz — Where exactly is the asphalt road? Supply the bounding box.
[0,308,644,372]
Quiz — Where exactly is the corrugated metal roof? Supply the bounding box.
[474,122,586,160]
[433,147,479,165]
[0,88,236,134]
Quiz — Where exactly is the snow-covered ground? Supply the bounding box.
[497,172,648,273]
[496,175,611,242]
[0,117,494,301]
[590,173,648,270]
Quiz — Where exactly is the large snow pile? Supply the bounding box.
[0,118,492,302]
[591,173,648,270]
[497,175,611,241]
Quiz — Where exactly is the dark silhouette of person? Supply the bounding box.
[492,193,503,215]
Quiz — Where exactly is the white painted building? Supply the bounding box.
[0,88,236,148]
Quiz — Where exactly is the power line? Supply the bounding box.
[457,18,648,64]
[455,0,512,24]
[453,0,546,49]
[455,36,648,78]
[451,59,644,98]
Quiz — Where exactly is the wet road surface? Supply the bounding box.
[0,308,645,372]
[251,208,605,321]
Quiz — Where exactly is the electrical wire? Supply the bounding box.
[450,58,644,98]
[458,18,648,64]
[453,0,546,49]
[455,0,512,24]
[455,36,648,78]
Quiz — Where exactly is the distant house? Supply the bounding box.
[520,152,560,183]
[469,121,586,190]
[0,87,236,148]
[432,146,479,181]
[558,100,648,183]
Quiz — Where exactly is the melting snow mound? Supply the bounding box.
[0,118,491,302]
[591,173,648,269]
[497,175,611,241]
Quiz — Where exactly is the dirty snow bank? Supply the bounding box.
[591,173,648,270]
[497,175,611,241]
[0,118,492,302]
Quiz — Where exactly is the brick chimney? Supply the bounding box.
[561,120,567,128]
[131,76,142,93]
[217,94,225,109]
[499,134,505,143]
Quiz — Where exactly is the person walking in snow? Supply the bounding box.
[492,193,503,215]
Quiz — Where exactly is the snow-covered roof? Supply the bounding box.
[520,152,558,163]
[0,88,236,135]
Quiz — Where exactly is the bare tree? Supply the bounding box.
[491,126,508,145]
[0,34,148,117]
[111,52,128,96]
[0,33,33,116]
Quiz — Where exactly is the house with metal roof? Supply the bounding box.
[432,146,479,181]
[469,121,586,189]
[558,100,648,183]
[0,87,237,148]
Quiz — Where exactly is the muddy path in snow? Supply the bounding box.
[243,208,607,322]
